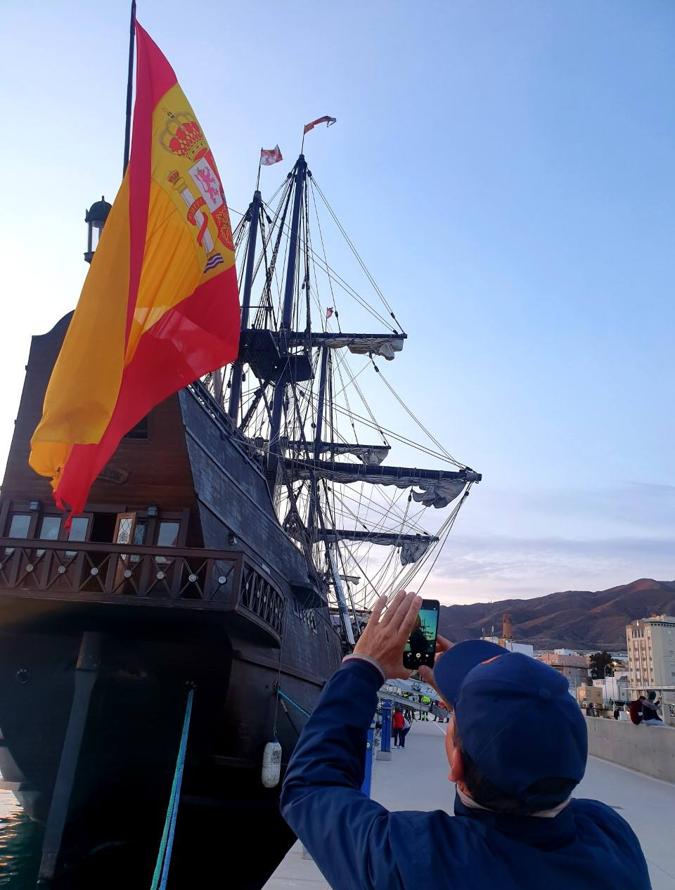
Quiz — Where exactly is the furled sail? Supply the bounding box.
[285,458,479,509]
[315,529,437,565]
[250,438,390,465]
[312,333,405,360]
[239,331,405,381]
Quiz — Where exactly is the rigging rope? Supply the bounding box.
[310,177,405,334]
[370,358,463,466]
[265,193,395,330]
[296,384,464,467]
[150,687,194,890]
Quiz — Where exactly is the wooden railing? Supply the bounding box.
[0,538,286,641]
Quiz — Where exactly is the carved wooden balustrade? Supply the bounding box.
[0,537,285,642]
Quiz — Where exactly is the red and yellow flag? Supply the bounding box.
[29,24,240,515]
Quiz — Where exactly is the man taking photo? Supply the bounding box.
[281,591,650,889]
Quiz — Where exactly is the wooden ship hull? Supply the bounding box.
[0,314,343,887]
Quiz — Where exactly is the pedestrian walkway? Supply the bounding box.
[264,719,675,889]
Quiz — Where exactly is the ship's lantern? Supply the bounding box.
[84,196,112,264]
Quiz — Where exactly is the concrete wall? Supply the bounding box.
[585,717,675,783]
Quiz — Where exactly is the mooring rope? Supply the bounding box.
[277,687,312,719]
[150,687,194,890]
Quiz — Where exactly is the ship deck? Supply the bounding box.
[264,719,675,889]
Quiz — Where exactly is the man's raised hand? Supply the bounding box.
[353,591,422,679]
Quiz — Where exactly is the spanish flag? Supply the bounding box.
[29,24,240,515]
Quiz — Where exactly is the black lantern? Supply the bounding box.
[84,196,112,263]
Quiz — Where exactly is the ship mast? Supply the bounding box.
[268,154,308,485]
[225,147,481,626]
[307,345,328,534]
[228,189,263,420]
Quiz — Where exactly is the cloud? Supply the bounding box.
[454,481,675,542]
[343,481,675,609]
[422,532,675,605]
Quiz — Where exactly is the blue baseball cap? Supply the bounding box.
[433,641,587,809]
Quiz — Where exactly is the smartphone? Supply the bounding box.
[403,599,440,669]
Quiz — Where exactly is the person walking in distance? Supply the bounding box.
[400,713,411,748]
[281,591,650,890]
[392,707,405,747]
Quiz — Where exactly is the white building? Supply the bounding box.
[626,615,675,689]
[626,615,675,725]
[592,674,629,705]
[482,635,535,657]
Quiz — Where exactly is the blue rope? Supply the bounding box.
[277,688,311,719]
[150,688,194,890]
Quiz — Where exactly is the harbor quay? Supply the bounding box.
[265,719,675,890]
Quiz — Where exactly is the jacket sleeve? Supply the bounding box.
[280,658,403,890]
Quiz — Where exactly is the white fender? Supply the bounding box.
[261,740,283,788]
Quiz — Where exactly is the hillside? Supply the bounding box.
[438,578,675,651]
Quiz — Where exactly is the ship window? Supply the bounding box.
[65,516,89,557]
[133,522,147,545]
[115,515,136,546]
[129,521,146,564]
[68,518,88,542]
[36,515,61,558]
[155,520,180,566]
[4,513,31,555]
[7,514,30,539]
[157,521,180,548]
[39,516,61,541]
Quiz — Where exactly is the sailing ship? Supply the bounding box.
[0,104,480,890]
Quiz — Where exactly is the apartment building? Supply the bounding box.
[626,615,675,689]
[537,650,589,690]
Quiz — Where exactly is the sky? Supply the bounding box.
[2,0,675,605]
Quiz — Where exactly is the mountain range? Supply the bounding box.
[438,578,675,652]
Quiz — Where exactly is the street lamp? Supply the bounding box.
[84,196,112,263]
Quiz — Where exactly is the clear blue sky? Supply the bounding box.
[2,0,675,604]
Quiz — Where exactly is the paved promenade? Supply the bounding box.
[265,719,675,889]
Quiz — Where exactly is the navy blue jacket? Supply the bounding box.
[281,658,651,890]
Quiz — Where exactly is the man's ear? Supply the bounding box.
[450,745,465,784]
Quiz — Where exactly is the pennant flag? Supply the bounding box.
[303,115,336,135]
[325,307,334,319]
[260,145,283,166]
[29,24,241,516]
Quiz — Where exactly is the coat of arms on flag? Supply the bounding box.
[260,145,283,166]
[29,24,241,516]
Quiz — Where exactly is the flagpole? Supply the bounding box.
[122,0,137,175]
[256,149,262,191]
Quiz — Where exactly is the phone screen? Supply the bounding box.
[403,600,440,669]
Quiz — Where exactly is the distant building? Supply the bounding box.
[593,674,629,705]
[480,612,535,656]
[482,635,535,657]
[626,615,675,690]
[577,685,603,708]
[538,651,589,690]
[502,611,513,641]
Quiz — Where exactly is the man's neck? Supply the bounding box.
[456,787,570,819]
